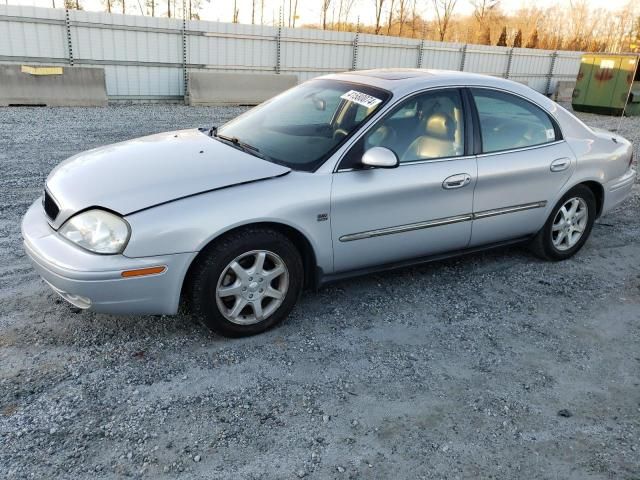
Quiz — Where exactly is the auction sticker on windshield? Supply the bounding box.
[340,90,382,108]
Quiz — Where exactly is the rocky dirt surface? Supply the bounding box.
[0,104,639,479]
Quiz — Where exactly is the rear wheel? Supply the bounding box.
[189,228,303,337]
[530,184,596,261]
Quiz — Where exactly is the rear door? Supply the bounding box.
[468,88,575,247]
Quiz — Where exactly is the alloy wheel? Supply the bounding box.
[551,197,588,251]
[216,250,289,325]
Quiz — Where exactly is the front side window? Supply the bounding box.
[340,89,465,169]
[471,89,559,153]
[217,79,390,172]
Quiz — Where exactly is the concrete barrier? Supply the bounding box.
[553,80,576,103]
[0,64,107,107]
[188,72,298,106]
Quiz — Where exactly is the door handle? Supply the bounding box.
[442,173,471,190]
[550,157,571,172]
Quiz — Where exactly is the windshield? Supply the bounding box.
[216,79,390,171]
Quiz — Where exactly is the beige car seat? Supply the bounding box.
[402,112,459,161]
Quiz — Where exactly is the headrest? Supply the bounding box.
[425,112,455,140]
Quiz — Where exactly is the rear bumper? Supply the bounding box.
[22,199,197,315]
[602,167,636,215]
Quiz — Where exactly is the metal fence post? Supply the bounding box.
[545,51,558,96]
[416,39,425,68]
[182,12,188,103]
[504,47,514,78]
[275,10,282,74]
[459,44,467,71]
[351,18,359,71]
[64,9,74,66]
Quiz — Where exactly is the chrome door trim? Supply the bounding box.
[339,214,473,242]
[336,154,475,172]
[339,201,547,242]
[475,140,566,158]
[473,201,547,219]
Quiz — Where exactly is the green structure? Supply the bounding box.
[572,54,640,116]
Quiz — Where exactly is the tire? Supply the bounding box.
[529,184,596,261]
[188,227,303,337]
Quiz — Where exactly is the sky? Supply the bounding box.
[3,0,633,26]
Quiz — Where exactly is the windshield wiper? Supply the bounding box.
[214,132,269,161]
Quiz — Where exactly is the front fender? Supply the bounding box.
[122,172,334,274]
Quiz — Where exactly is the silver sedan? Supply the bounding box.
[22,69,636,336]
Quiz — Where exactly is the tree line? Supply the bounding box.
[53,0,640,53]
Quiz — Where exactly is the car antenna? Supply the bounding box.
[615,56,638,133]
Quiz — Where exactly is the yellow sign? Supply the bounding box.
[21,65,63,76]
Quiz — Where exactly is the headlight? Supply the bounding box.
[59,209,130,254]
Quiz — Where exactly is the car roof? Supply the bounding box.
[319,68,556,112]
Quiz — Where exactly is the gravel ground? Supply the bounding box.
[0,104,639,480]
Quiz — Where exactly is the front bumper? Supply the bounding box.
[602,167,637,216]
[22,199,197,315]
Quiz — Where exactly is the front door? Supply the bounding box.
[330,88,477,273]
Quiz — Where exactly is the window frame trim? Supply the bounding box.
[334,85,470,172]
[467,86,565,156]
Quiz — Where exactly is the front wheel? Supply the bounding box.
[188,228,303,337]
[530,184,596,261]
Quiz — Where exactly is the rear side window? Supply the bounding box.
[471,89,559,153]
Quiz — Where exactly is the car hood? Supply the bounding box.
[45,129,290,226]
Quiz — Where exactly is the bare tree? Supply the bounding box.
[321,0,331,29]
[64,0,82,9]
[387,0,395,35]
[188,0,201,20]
[470,0,498,24]
[478,26,491,44]
[397,0,410,36]
[339,0,357,28]
[410,0,419,38]
[469,0,498,43]
[374,0,386,34]
[432,0,458,41]
[232,0,239,23]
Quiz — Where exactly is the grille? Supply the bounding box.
[43,190,60,221]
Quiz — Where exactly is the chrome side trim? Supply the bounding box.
[339,214,473,242]
[339,201,547,242]
[336,154,475,172]
[473,201,547,219]
[475,140,565,158]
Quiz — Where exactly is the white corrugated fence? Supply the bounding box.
[0,4,583,101]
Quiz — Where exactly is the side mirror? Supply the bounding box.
[361,147,399,169]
